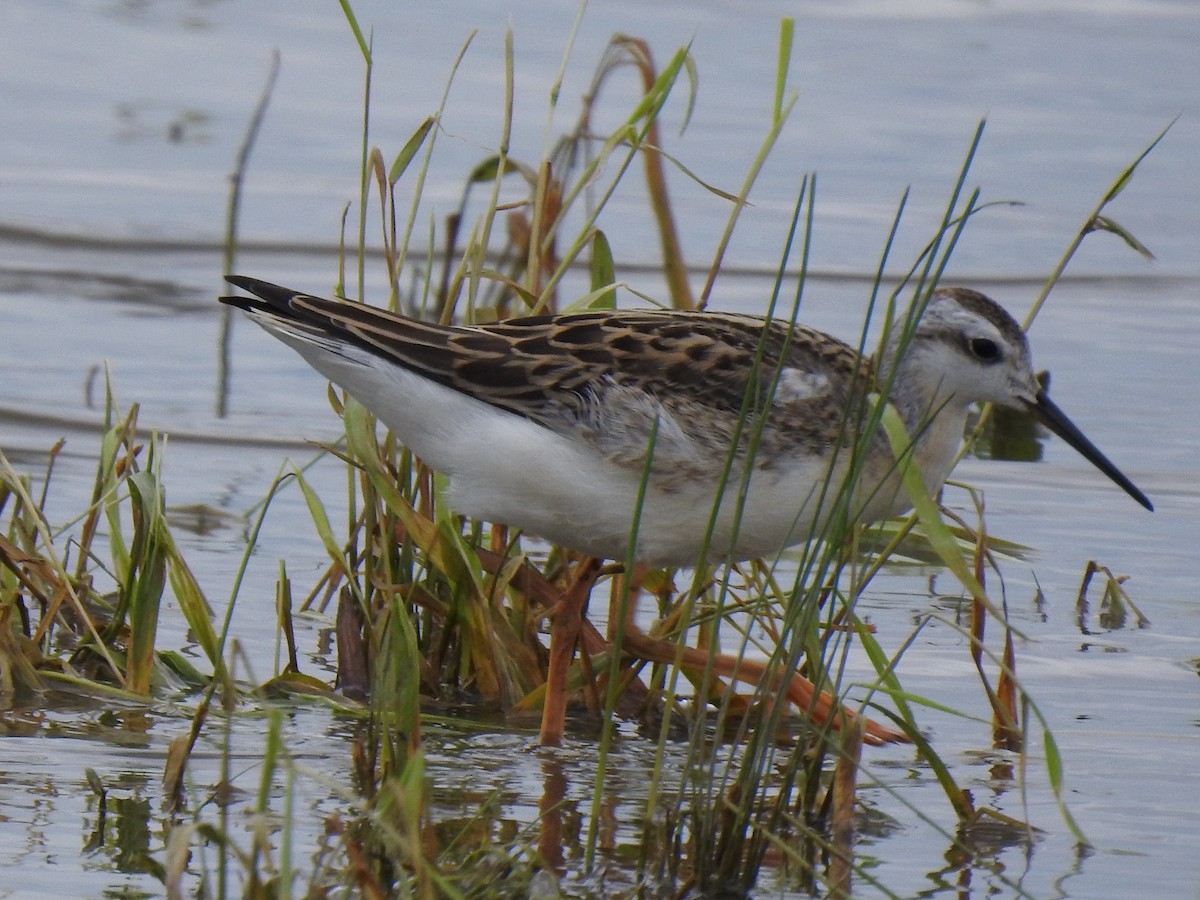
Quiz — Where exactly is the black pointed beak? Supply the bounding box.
[1027,391,1153,511]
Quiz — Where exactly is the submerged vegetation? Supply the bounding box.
[0,5,1166,897]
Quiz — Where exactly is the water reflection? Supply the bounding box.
[1074,560,1150,636]
[83,780,163,881]
[114,101,214,146]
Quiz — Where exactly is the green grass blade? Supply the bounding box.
[589,229,617,309]
[337,0,371,63]
[880,404,994,611]
[125,466,168,694]
[389,116,435,185]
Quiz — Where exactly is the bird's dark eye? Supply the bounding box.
[968,337,1002,363]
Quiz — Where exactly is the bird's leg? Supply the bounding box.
[474,549,652,721]
[607,562,647,642]
[540,554,604,746]
[618,626,908,745]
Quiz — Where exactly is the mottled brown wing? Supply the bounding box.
[221,277,872,469]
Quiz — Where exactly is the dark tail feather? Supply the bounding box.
[219,275,305,316]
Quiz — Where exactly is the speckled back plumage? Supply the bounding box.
[243,285,877,480]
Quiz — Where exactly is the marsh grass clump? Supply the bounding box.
[0,399,222,703]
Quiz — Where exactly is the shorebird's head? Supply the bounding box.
[885,286,1038,410]
[882,287,1152,511]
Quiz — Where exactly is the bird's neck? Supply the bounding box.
[874,351,971,497]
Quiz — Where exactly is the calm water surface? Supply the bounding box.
[1,1,1197,896]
